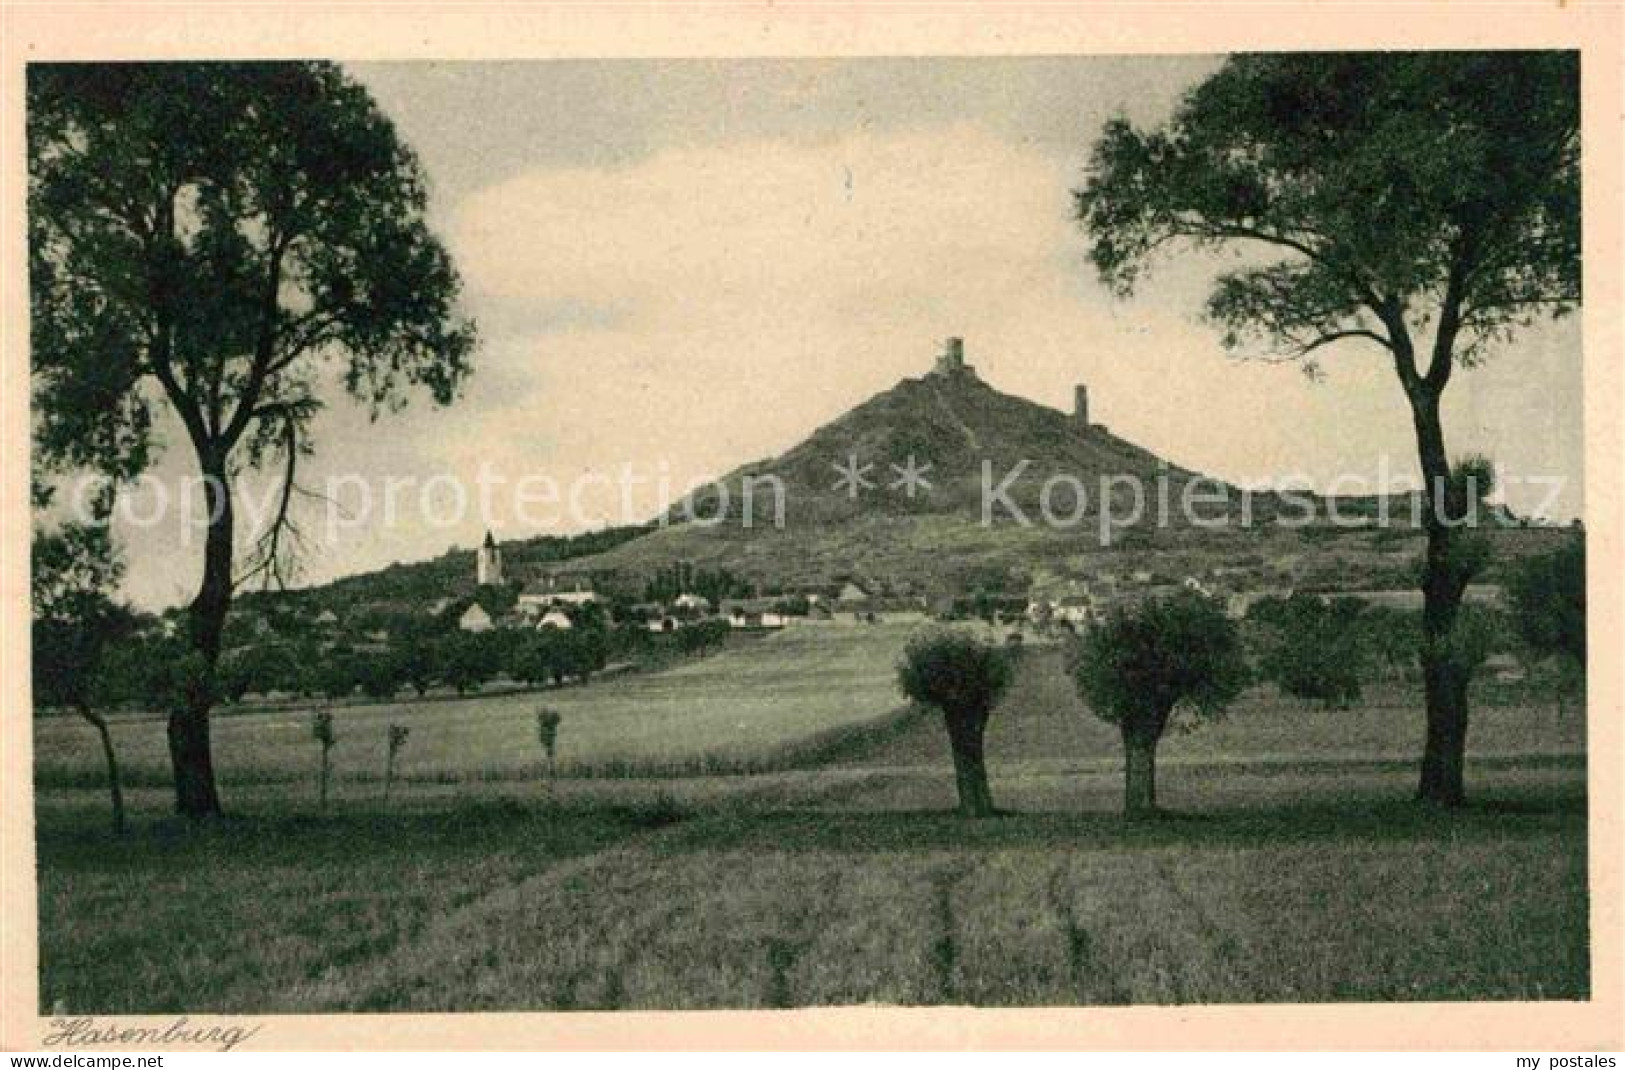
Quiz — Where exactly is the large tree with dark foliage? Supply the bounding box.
[1076,53,1579,805]
[29,63,476,816]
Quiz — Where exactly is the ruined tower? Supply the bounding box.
[932,337,976,380]
[1073,384,1090,428]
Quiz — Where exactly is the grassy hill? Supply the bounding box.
[543,365,1557,595]
[234,523,653,617]
[684,366,1209,525]
[254,364,1568,607]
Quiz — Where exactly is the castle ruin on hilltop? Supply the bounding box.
[929,336,1093,429]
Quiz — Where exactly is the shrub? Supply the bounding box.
[1508,536,1585,669]
[1255,594,1370,709]
[677,619,730,657]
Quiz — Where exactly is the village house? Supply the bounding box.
[458,603,494,633]
[802,601,835,623]
[1336,583,1505,612]
[1226,586,1294,620]
[1484,652,1527,684]
[1051,595,1095,626]
[225,609,273,637]
[536,608,574,630]
[517,578,601,616]
[1026,577,1096,627]
[837,581,871,606]
[722,598,790,630]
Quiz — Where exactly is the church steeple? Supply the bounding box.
[476,531,503,586]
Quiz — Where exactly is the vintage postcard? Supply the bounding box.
[2,2,1620,1054]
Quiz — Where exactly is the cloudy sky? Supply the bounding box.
[114,57,1583,609]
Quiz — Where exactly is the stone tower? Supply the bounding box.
[1073,384,1090,428]
[476,530,503,586]
[932,337,976,379]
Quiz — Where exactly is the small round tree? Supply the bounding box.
[897,629,1014,818]
[1070,591,1247,817]
[1508,536,1586,715]
[1257,595,1370,710]
[512,634,556,689]
[355,652,403,701]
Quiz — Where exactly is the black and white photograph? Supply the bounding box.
[3,4,1619,1056]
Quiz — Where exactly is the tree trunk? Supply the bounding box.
[1122,730,1158,818]
[1418,650,1469,805]
[170,451,231,818]
[944,711,994,818]
[319,745,331,810]
[168,698,222,818]
[80,707,125,836]
[1409,386,1471,807]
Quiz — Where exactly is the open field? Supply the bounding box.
[32,632,1584,791]
[31,622,924,789]
[33,647,1589,1013]
[860,648,1586,770]
[35,766,1588,1012]
[315,798,1587,1010]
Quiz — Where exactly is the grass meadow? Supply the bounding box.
[32,631,1590,1013]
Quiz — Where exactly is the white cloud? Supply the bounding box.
[443,120,1581,520]
[435,123,1082,495]
[114,119,1583,608]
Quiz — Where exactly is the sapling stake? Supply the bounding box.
[536,708,562,781]
[384,724,410,802]
[312,709,336,811]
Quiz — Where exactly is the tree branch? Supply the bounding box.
[1371,296,1423,395]
[1292,328,1393,358]
[1178,215,1391,320]
[234,419,302,592]
[220,231,292,447]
